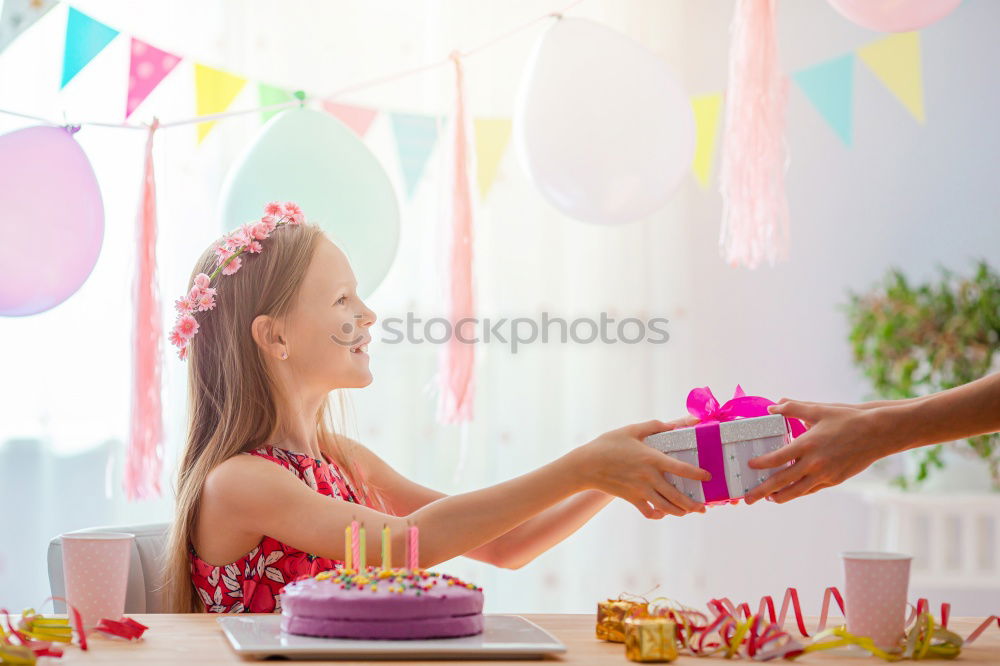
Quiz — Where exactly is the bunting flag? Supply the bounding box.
[857,32,925,123]
[322,101,378,137]
[258,83,294,123]
[0,0,57,54]
[194,63,247,143]
[472,117,512,200]
[61,7,119,88]
[125,38,180,120]
[390,112,440,198]
[793,53,855,145]
[690,92,723,188]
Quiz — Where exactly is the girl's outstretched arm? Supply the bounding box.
[349,416,700,569]
[201,420,710,570]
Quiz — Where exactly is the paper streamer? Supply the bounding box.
[124,120,164,501]
[1,595,147,665]
[602,587,997,662]
[436,53,475,425]
[718,0,791,270]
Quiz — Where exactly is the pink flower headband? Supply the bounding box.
[168,201,306,360]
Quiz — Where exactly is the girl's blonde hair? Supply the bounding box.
[163,223,384,613]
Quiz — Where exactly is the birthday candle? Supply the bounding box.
[351,519,360,571]
[408,524,419,570]
[359,523,367,570]
[344,524,353,570]
[382,524,391,570]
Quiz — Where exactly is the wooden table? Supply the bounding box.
[31,614,1000,663]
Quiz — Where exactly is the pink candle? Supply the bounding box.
[408,524,419,570]
[351,519,360,570]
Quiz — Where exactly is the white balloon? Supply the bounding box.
[514,18,695,226]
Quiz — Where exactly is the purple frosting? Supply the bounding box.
[280,570,484,640]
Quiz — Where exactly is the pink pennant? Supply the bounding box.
[322,101,377,137]
[126,38,180,120]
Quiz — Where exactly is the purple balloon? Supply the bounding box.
[0,126,104,316]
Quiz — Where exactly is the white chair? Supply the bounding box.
[47,522,170,614]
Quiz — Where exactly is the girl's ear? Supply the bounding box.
[251,314,286,360]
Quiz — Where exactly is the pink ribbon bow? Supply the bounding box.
[684,385,806,504]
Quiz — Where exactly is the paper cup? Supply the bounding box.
[841,551,912,652]
[61,532,133,629]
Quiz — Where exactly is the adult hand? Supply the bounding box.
[575,416,710,518]
[744,399,898,504]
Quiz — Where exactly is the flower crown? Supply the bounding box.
[168,201,306,360]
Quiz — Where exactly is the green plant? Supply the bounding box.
[846,260,1000,489]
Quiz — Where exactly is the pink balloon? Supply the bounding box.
[826,0,962,32]
[0,126,104,316]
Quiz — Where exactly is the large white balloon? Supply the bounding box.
[514,18,695,225]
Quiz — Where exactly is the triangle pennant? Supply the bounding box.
[390,113,440,198]
[194,63,247,143]
[0,0,57,54]
[857,32,925,123]
[126,38,181,119]
[61,7,119,88]
[322,101,378,137]
[690,92,723,188]
[473,117,512,200]
[258,83,294,123]
[793,53,855,145]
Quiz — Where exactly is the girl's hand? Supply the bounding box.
[573,417,710,519]
[744,399,898,504]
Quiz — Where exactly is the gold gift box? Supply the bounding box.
[624,615,678,663]
[596,599,647,642]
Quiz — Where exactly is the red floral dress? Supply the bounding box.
[189,445,361,613]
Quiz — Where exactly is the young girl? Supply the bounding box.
[164,202,710,613]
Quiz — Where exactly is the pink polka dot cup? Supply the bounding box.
[61,532,134,630]
[842,551,912,652]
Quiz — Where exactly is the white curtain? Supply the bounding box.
[4,0,999,617]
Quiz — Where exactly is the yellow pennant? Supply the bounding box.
[690,93,723,188]
[194,64,248,143]
[857,32,925,123]
[473,117,512,200]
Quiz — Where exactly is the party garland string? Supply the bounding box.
[0,597,148,665]
[602,587,1000,662]
[0,0,584,132]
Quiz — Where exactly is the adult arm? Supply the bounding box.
[744,373,1000,504]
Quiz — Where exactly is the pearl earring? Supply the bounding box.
[280,351,288,360]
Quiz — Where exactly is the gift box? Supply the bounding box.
[624,615,679,662]
[596,599,647,642]
[642,386,805,505]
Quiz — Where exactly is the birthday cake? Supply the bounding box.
[279,566,484,640]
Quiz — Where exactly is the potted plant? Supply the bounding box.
[846,260,1000,490]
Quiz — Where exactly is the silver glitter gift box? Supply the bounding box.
[642,414,793,505]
